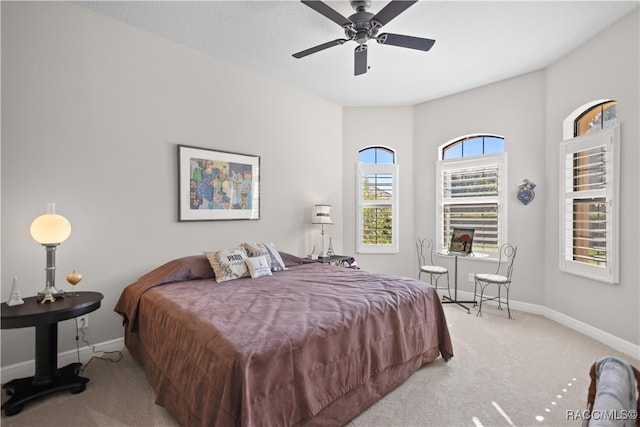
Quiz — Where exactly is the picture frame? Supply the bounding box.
[178,144,260,221]
[449,228,475,254]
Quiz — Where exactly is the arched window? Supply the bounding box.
[357,146,399,253]
[574,100,617,136]
[442,135,505,160]
[358,146,395,164]
[560,100,619,283]
[436,134,506,253]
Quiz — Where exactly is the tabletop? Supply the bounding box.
[436,250,489,259]
[1,291,104,329]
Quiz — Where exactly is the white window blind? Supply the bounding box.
[437,154,506,253]
[560,125,619,283]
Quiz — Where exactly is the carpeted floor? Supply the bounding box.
[2,303,638,427]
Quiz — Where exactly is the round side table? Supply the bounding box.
[1,291,103,416]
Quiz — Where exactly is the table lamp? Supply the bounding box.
[312,204,333,259]
[30,203,71,301]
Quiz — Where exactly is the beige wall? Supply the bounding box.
[412,70,547,305]
[1,2,343,366]
[342,106,415,275]
[345,9,639,347]
[543,9,640,345]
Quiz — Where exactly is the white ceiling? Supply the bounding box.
[78,1,639,106]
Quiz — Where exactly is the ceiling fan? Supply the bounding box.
[292,0,435,76]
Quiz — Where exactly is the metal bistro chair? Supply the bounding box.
[416,238,451,298]
[474,243,517,319]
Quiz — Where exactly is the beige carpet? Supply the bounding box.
[2,303,638,427]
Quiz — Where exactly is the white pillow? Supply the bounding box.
[204,248,250,283]
[241,242,286,271]
[245,256,273,278]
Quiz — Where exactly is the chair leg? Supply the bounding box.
[422,272,450,300]
[477,282,513,320]
[473,278,479,307]
[434,274,445,297]
[445,272,451,299]
[476,282,486,317]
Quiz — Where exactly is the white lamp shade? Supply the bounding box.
[312,204,333,224]
[30,206,72,245]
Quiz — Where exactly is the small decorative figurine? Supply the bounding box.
[327,237,335,257]
[517,179,537,206]
[66,270,83,296]
[39,281,56,304]
[7,276,24,306]
[309,245,318,260]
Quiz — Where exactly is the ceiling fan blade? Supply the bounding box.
[354,45,368,76]
[301,0,352,27]
[292,39,348,59]
[376,33,435,51]
[371,0,418,28]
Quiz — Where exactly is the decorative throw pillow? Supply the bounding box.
[204,248,250,283]
[245,256,273,278]
[241,242,286,271]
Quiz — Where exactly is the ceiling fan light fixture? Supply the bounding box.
[355,31,369,45]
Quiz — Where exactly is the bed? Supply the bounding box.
[114,250,453,427]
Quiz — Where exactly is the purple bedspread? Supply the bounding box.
[115,254,453,426]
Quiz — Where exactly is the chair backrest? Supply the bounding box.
[416,238,436,266]
[494,243,517,280]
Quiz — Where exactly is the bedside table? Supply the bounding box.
[1,291,103,416]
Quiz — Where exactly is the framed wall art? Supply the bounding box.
[178,145,260,221]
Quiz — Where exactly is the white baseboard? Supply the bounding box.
[541,308,640,360]
[451,290,640,360]
[1,337,124,383]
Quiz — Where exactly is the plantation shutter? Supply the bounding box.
[442,165,499,250]
[565,145,607,265]
[560,125,619,283]
[437,154,506,253]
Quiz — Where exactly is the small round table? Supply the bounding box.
[436,251,489,313]
[1,291,103,416]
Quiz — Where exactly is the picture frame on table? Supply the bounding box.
[449,228,475,254]
[178,144,260,221]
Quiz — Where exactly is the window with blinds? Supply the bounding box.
[568,146,607,265]
[361,169,393,245]
[437,152,506,254]
[357,147,399,253]
[560,125,619,283]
